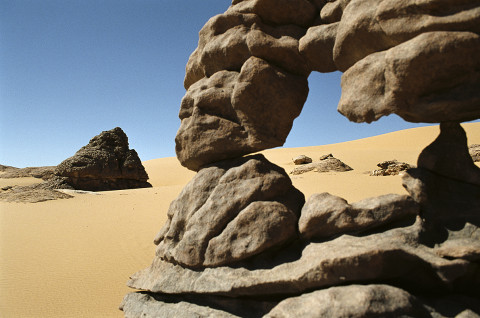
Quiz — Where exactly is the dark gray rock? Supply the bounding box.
[418,122,480,185]
[298,193,419,240]
[153,154,304,268]
[54,127,151,191]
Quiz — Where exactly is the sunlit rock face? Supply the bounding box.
[122,0,480,316]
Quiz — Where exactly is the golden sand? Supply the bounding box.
[1,122,479,317]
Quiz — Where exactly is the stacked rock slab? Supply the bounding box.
[122,0,480,317]
[55,127,152,191]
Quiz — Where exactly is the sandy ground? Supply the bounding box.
[1,122,479,317]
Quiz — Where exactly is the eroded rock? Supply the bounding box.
[153,154,304,268]
[265,284,431,318]
[293,155,312,165]
[370,160,413,176]
[298,193,419,240]
[290,156,352,175]
[55,127,151,191]
[338,32,480,123]
[177,57,308,171]
[470,144,480,162]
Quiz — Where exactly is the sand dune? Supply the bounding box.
[1,122,479,317]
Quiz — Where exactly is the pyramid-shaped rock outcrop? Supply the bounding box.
[55,127,151,191]
[121,0,480,316]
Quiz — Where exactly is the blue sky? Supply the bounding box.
[0,0,448,168]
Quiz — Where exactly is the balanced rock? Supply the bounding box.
[298,192,419,240]
[153,154,304,268]
[55,127,151,191]
[176,56,308,171]
[370,160,413,176]
[292,155,312,165]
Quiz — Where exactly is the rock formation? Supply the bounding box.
[370,160,413,176]
[290,154,353,175]
[122,0,480,316]
[471,144,480,162]
[55,127,151,191]
[292,155,312,165]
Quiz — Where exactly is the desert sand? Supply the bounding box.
[1,122,479,317]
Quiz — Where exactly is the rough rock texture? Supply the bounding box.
[298,193,419,240]
[290,156,352,175]
[292,155,312,165]
[176,56,308,171]
[470,144,480,162]
[338,31,480,123]
[122,0,480,316]
[299,23,338,73]
[0,181,73,203]
[265,284,431,318]
[370,160,413,176]
[0,165,56,180]
[127,217,478,296]
[55,127,151,191]
[153,154,304,268]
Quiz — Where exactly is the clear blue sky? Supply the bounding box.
[0,0,454,168]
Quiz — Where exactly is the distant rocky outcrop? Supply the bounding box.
[290,154,352,175]
[55,127,151,191]
[122,0,480,316]
[0,165,56,180]
[292,155,312,165]
[470,144,480,162]
[0,182,73,203]
[370,160,413,176]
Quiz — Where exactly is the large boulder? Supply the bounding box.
[176,57,308,171]
[298,193,419,240]
[55,127,151,191]
[153,154,304,268]
[338,31,480,123]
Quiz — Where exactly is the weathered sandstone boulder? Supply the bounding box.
[265,284,431,318]
[338,31,480,123]
[292,155,312,165]
[128,217,478,296]
[290,155,352,175]
[299,23,338,73]
[333,0,480,71]
[370,160,413,176]
[122,0,480,316]
[55,127,151,191]
[176,56,308,171]
[184,11,310,89]
[153,154,304,268]
[298,193,419,240]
